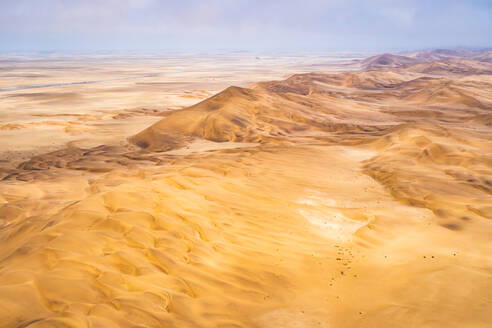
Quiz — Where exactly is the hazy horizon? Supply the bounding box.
[1,0,491,53]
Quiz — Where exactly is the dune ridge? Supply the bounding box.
[0,51,491,327]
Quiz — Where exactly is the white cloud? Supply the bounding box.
[0,0,490,51]
[380,6,416,28]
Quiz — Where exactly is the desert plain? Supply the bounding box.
[0,50,491,328]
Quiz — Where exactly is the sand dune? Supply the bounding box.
[0,51,491,327]
[360,53,421,69]
[472,50,492,63]
[405,48,482,60]
[402,58,492,76]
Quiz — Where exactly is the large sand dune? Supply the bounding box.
[0,51,491,327]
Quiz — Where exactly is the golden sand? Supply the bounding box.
[0,51,491,327]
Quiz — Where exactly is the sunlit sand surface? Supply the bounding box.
[0,53,363,165]
[0,51,491,327]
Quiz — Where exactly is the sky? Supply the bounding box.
[0,0,491,53]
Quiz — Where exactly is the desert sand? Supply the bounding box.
[0,50,491,328]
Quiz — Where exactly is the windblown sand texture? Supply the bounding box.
[0,50,491,327]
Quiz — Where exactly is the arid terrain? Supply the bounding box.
[0,50,491,328]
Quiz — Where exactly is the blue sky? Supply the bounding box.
[0,0,490,53]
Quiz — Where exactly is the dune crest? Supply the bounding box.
[1,51,492,327]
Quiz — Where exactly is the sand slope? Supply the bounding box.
[360,53,421,69]
[0,52,491,328]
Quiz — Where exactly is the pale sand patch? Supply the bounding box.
[162,139,259,155]
[299,208,368,240]
[331,145,377,162]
